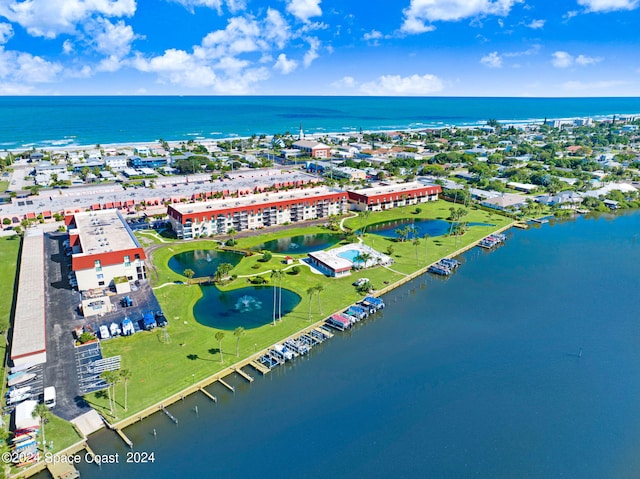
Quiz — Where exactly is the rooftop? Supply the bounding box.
[348,181,436,197]
[170,185,346,215]
[72,209,141,254]
[11,230,46,362]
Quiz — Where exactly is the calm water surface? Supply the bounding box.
[253,233,341,254]
[167,250,242,278]
[76,211,640,479]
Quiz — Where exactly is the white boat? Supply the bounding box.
[8,373,36,387]
[109,322,121,337]
[10,363,37,374]
[273,344,294,361]
[7,393,31,405]
[7,386,31,398]
[99,325,110,340]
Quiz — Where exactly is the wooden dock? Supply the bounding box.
[48,462,80,479]
[199,387,217,402]
[233,367,254,383]
[218,378,235,392]
[160,405,178,424]
[115,428,133,448]
[316,327,333,338]
[249,360,270,375]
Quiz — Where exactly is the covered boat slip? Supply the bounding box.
[11,230,47,367]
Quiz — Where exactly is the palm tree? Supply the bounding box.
[306,286,316,321]
[227,228,237,245]
[32,403,51,449]
[423,233,430,263]
[120,369,131,411]
[314,284,324,314]
[359,210,371,237]
[234,327,245,356]
[354,252,372,269]
[183,268,195,285]
[215,331,225,363]
[215,263,233,282]
[270,269,284,321]
[413,237,421,265]
[101,371,117,416]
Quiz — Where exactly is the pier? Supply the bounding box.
[218,378,235,392]
[199,387,218,402]
[115,428,134,448]
[233,367,254,383]
[249,360,270,375]
[160,405,178,424]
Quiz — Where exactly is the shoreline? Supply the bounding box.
[64,221,515,448]
[4,110,639,153]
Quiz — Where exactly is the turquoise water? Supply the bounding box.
[75,211,640,478]
[337,249,361,263]
[167,250,242,278]
[253,233,341,254]
[192,285,301,330]
[365,217,494,238]
[3,96,640,148]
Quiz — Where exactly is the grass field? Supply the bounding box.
[0,180,9,192]
[89,201,512,419]
[0,235,20,332]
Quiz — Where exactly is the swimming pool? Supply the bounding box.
[337,249,362,262]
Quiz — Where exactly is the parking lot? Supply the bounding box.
[43,231,163,421]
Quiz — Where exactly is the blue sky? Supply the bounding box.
[0,0,638,96]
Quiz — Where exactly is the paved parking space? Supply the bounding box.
[74,343,107,395]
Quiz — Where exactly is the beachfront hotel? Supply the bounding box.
[346,181,442,211]
[167,186,349,239]
[65,209,148,291]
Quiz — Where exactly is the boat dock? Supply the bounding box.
[233,367,254,383]
[218,378,235,392]
[199,387,217,402]
[249,360,270,375]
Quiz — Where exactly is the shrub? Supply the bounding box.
[260,251,272,262]
[78,331,96,344]
[290,266,300,275]
[251,276,267,284]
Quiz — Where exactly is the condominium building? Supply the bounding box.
[66,209,147,291]
[347,181,442,211]
[167,186,348,239]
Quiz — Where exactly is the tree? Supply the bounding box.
[261,250,272,262]
[32,403,51,449]
[413,238,421,265]
[385,244,395,256]
[183,268,195,284]
[120,369,131,411]
[354,252,372,269]
[101,371,118,416]
[414,206,422,214]
[270,269,284,321]
[215,331,225,363]
[306,286,316,321]
[227,228,237,245]
[315,284,324,314]
[423,233,430,263]
[215,263,233,282]
[359,210,371,237]
[234,327,245,356]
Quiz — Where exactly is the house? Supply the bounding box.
[104,155,128,170]
[307,251,352,277]
[481,193,528,212]
[604,199,619,209]
[536,191,583,208]
[507,182,538,193]
[292,140,331,158]
[347,182,441,212]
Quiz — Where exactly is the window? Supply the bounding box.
[94,260,102,272]
[124,255,131,267]
[97,274,104,279]
[98,281,105,286]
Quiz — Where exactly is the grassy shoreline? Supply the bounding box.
[88,201,511,422]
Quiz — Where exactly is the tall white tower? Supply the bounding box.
[298,123,304,140]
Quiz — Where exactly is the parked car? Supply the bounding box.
[99,325,110,340]
[155,311,168,327]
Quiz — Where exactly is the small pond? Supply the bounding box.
[168,250,242,278]
[193,285,302,330]
[253,233,341,254]
[365,218,495,239]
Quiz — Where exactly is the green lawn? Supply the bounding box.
[0,235,20,331]
[90,201,512,420]
[45,415,83,452]
[0,180,9,192]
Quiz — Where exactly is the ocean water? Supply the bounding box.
[69,210,640,479]
[2,96,640,149]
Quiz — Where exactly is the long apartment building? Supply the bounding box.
[66,209,147,291]
[167,186,348,239]
[346,181,442,211]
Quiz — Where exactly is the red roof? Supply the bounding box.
[91,204,101,211]
[26,212,36,219]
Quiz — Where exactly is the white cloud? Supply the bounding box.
[330,76,357,89]
[0,0,136,38]
[62,39,75,54]
[303,36,320,67]
[170,0,246,14]
[503,44,540,57]
[552,51,603,68]
[286,0,322,22]
[481,51,502,68]
[359,73,444,96]
[552,51,574,68]
[90,18,140,58]
[562,79,630,91]
[0,23,14,44]
[273,53,297,74]
[401,0,522,34]
[363,29,383,41]
[133,48,219,88]
[526,19,545,28]
[577,0,639,12]
[575,54,602,65]
[264,8,291,49]
[0,46,63,83]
